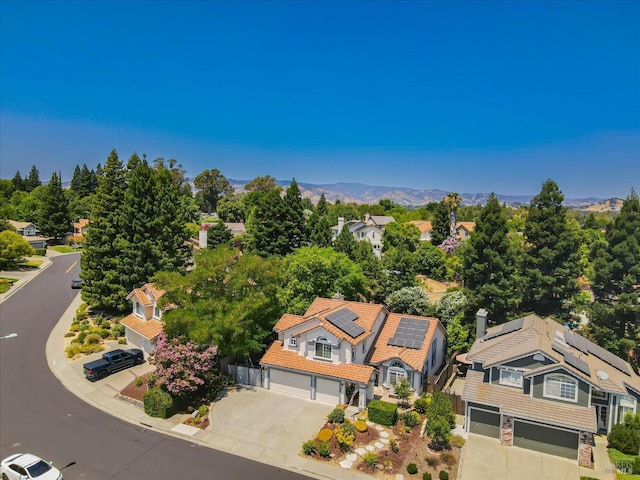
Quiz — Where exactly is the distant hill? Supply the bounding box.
[228,178,615,210]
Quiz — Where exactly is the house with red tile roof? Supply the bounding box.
[119,283,170,355]
[462,309,640,466]
[260,295,446,409]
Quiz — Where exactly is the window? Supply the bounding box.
[135,301,144,317]
[544,374,578,402]
[315,340,332,360]
[153,305,161,319]
[618,394,636,423]
[389,360,407,386]
[351,348,356,361]
[289,337,297,347]
[362,341,366,354]
[499,368,523,387]
[592,389,607,400]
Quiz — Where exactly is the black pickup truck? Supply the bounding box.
[83,348,144,379]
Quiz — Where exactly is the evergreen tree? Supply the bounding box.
[282,179,308,250]
[70,165,82,193]
[592,190,640,340]
[246,188,289,257]
[309,214,332,247]
[81,149,127,311]
[430,201,450,246]
[316,193,329,217]
[207,220,233,248]
[11,171,24,192]
[334,223,357,258]
[24,165,41,192]
[194,168,233,213]
[39,171,70,241]
[522,179,581,319]
[462,193,519,323]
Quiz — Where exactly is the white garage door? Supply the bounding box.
[315,377,341,405]
[269,369,311,399]
[125,329,143,351]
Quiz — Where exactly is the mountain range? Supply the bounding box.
[228,179,619,211]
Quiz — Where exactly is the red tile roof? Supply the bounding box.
[119,313,164,340]
[261,341,374,384]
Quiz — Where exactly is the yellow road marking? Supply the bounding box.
[65,261,77,273]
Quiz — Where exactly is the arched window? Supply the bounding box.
[389,361,407,386]
[543,373,578,402]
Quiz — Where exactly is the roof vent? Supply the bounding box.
[597,370,609,381]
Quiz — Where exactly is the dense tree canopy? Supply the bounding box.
[0,230,34,269]
[430,201,450,246]
[38,171,70,241]
[194,168,233,213]
[156,247,284,360]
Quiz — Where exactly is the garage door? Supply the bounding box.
[125,329,143,350]
[269,369,311,399]
[469,409,500,438]
[514,420,578,459]
[315,377,341,405]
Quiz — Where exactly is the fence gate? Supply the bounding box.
[228,364,262,387]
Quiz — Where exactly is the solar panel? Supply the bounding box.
[325,308,365,338]
[565,331,591,354]
[387,317,430,350]
[481,317,525,341]
[564,352,591,377]
[551,342,569,356]
[588,342,631,376]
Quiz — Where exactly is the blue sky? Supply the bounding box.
[1,0,638,199]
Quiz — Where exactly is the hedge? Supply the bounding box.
[143,387,174,418]
[367,399,398,426]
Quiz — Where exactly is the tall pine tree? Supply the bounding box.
[81,149,128,311]
[25,165,41,192]
[522,179,581,319]
[246,188,289,257]
[282,179,309,250]
[462,193,519,323]
[430,201,450,246]
[39,171,70,241]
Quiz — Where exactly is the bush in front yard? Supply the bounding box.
[327,407,345,424]
[407,463,418,474]
[438,471,449,480]
[318,441,331,458]
[403,411,422,428]
[367,399,398,426]
[608,422,640,455]
[302,440,316,456]
[317,428,333,442]
[143,387,174,418]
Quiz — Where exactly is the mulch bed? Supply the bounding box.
[120,373,154,402]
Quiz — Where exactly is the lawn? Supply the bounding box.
[19,259,43,268]
[49,245,79,253]
[0,278,18,294]
[609,448,640,479]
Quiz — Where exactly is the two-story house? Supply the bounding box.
[8,220,48,249]
[331,214,395,255]
[462,309,640,467]
[119,283,169,355]
[260,296,446,410]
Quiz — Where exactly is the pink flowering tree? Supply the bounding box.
[438,236,460,256]
[149,332,218,396]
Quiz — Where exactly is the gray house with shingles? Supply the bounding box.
[462,309,640,467]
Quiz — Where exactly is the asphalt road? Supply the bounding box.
[0,253,313,480]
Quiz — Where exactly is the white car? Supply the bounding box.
[1,454,62,480]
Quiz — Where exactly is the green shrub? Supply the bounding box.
[354,420,368,432]
[407,463,418,474]
[367,399,398,426]
[146,373,159,389]
[118,338,127,344]
[633,456,640,475]
[362,451,378,467]
[111,324,125,337]
[64,332,75,338]
[34,248,46,256]
[75,332,87,344]
[390,438,399,453]
[414,394,430,414]
[198,405,209,417]
[69,323,80,332]
[403,411,422,428]
[608,423,640,455]
[439,471,449,480]
[328,407,345,423]
[341,419,356,436]
[77,321,90,331]
[76,310,88,321]
[449,434,465,448]
[302,440,317,456]
[135,377,144,387]
[423,473,432,480]
[425,456,439,467]
[440,452,456,468]
[143,387,174,418]
[318,428,333,442]
[79,343,103,355]
[335,423,355,451]
[84,333,102,345]
[65,344,80,358]
[318,441,331,458]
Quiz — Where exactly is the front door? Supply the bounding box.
[595,405,608,433]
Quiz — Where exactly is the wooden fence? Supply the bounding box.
[426,350,461,394]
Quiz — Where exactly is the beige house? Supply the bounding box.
[331,214,395,255]
[7,220,48,249]
[119,283,169,355]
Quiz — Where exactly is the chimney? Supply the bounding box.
[338,217,344,233]
[476,308,488,339]
[332,292,345,301]
[199,226,208,249]
[365,213,370,223]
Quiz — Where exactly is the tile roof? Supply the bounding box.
[456,222,475,231]
[368,313,442,371]
[369,215,395,227]
[467,314,640,396]
[260,341,374,384]
[302,297,387,345]
[462,370,597,432]
[119,313,164,340]
[409,220,432,233]
[125,284,165,306]
[273,314,305,332]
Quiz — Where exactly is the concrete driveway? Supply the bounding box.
[458,434,580,480]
